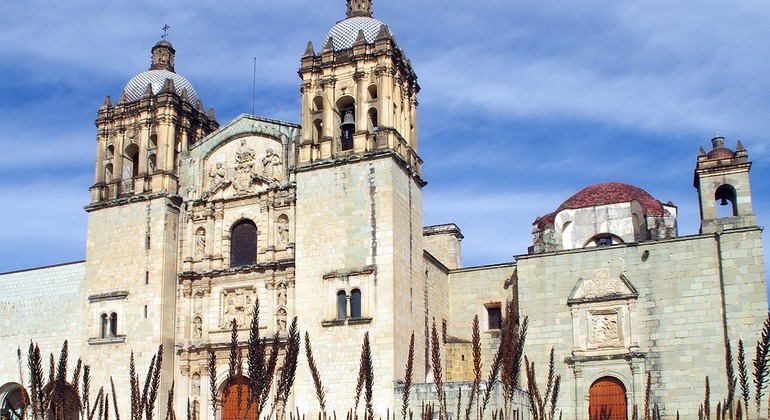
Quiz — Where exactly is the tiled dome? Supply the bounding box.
[536,182,665,228]
[324,17,392,51]
[123,70,199,105]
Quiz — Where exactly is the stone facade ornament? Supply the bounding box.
[589,311,621,346]
[233,140,258,194]
[208,161,229,193]
[262,148,283,181]
[222,288,256,328]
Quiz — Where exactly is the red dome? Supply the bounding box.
[536,182,665,229]
[707,147,735,159]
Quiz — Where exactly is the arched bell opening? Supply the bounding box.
[715,184,738,218]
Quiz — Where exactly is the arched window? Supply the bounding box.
[350,289,362,319]
[337,96,356,151]
[104,163,114,182]
[149,134,158,149]
[368,108,379,132]
[715,184,738,218]
[312,96,324,112]
[105,144,114,159]
[585,233,623,248]
[230,220,257,267]
[123,144,140,178]
[148,153,157,174]
[367,84,378,100]
[109,313,118,337]
[336,290,347,321]
[589,377,627,420]
[100,314,109,338]
[313,119,323,143]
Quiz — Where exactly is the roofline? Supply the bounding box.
[0,260,85,276]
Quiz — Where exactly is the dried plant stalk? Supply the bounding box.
[401,332,415,420]
[464,316,481,420]
[430,319,448,420]
[755,314,770,418]
[305,331,327,414]
[208,351,218,419]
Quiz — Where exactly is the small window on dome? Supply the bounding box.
[586,233,622,248]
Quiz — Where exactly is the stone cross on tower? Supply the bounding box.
[346,0,372,17]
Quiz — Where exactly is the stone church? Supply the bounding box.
[0,1,767,419]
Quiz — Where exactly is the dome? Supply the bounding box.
[707,147,735,159]
[324,16,392,51]
[536,182,665,229]
[123,70,199,104]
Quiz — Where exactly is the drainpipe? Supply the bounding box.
[715,233,731,353]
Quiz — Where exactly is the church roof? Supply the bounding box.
[324,16,392,51]
[123,70,199,105]
[535,182,665,229]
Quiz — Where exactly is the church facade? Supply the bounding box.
[1,1,767,419]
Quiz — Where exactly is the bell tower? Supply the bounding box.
[694,135,756,233]
[297,0,420,172]
[82,39,218,406]
[293,0,427,414]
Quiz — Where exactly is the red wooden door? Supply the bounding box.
[589,377,627,420]
[221,377,256,420]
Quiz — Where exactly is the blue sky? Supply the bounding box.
[0,0,769,274]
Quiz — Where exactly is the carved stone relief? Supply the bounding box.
[222,288,256,328]
[192,315,203,339]
[276,308,287,333]
[192,372,201,396]
[276,215,289,244]
[195,227,206,256]
[262,148,283,181]
[277,283,287,307]
[588,310,621,347]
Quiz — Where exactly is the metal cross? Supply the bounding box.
[161,24,171,40]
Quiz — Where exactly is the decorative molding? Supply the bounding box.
[88,291,129,303]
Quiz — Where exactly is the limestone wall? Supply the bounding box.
[0,262,85,391]
[293,155,424,416]
[515,227,767,418]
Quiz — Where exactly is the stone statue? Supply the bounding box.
[195,229,206,256]
[262,148,283,181]
[277,216,289,244]
[208,162,227,191]
[192,317,202,339]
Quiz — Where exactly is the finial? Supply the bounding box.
[346,0,372,18]
[161,24,171,40]
[304,41,315,56]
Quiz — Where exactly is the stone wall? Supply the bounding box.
[515,227,767,418]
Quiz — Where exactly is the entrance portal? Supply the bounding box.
[589,376,627,420]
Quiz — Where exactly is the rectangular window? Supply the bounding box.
[487,306,502,330]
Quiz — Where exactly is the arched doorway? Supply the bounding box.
[221,376,256,420]
[589,376,627,420]
[1,384,28,420]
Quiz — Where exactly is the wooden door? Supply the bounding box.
[589,377,627,420]
[221,377,256,420]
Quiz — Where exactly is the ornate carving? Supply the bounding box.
[262,149,283,181]
[276,308,287,333]
[277,283,288,307]
[208,161,230,193]
[192,316,203,339]
[191,372,201,396]
[589,311,621,346]
[233,140,259,194]
[222,288,256,328]
[276,215,289,244]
